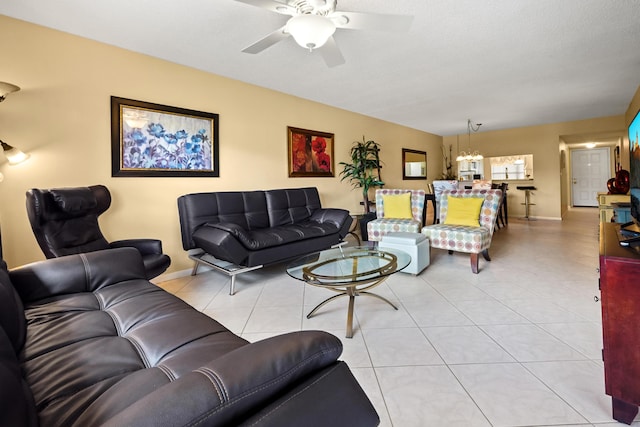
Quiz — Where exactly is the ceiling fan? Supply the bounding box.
[235,0,413,67]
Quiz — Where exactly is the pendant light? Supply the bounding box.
[456,119,483,161]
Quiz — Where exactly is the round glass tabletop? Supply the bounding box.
[286,245,411,287]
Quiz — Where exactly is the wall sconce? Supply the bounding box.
[0,82,20,103]
[1,141,30,165]
[0,82,30,166]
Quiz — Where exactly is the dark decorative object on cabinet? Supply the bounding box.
[607,169,630,194]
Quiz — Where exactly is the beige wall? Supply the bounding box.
[0,16,443,272]
[2,15,637,274]
[444,115,625,219]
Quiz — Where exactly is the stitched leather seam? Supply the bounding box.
[186,347,337,426]
[244,363,339,427]
[79,253,90,292]
[103,309,123,337]
[125,337,151,369]
[157,364,177,382]
[194,367,225,402]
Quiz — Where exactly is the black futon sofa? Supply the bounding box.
[0,247,379,426]
[178,187,352,292]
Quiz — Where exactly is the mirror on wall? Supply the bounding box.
[488,154,534,180]
[402,148,427,180]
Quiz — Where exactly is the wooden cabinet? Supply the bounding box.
[600,222,640,424]
[598,193,630,222]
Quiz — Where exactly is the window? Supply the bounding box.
[488,155,533,180]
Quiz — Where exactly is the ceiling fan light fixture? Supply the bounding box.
[287,14,336,51]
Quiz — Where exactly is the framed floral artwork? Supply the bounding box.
[111,96,219,177]
[287,126,334,177]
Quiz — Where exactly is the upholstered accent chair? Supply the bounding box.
[366,189,426,242]
[421,188,502,273]
[431,180,459,223]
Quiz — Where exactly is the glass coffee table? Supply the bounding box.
[286,245,411,338]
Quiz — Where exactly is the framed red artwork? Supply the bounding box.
[287,126,334,177]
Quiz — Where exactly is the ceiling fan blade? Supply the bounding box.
[242,26,290,54]
[234,0,296,15]
[332,11,413,32]
[319,37,345,68]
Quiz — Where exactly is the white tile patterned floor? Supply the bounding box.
[158,208,639,427]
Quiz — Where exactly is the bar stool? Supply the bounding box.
[516,186,536,219]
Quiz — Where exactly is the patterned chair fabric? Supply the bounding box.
[432,180,459,223]
[421,189,502,273]
[367,189,426,242]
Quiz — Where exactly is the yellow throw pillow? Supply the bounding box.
[382,193,413,219]
[444,196,484,226]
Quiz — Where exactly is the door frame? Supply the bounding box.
[570,147,611,207]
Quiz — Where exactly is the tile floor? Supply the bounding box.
[158,208,637,427]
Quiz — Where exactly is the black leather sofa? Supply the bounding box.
[178,187,352,292]
[0,247,379,427]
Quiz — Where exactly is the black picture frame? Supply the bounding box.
[111,96,219,177]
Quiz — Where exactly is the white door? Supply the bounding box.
[571,148,610,207]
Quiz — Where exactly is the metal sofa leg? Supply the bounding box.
[193,259,236,295]
[188,251,263,295]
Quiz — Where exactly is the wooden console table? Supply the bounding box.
[599,222,640,424]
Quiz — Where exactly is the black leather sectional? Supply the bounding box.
[0,247,379,426]
[178,187,353,267]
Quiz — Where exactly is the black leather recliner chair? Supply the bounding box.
[25,185,171,279]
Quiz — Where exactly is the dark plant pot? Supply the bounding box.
[359,212,377,242]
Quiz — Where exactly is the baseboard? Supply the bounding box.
[513,216,562,221]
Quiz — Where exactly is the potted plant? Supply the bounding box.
[339,137,384,240]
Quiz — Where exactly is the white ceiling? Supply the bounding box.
[1,0,639,136]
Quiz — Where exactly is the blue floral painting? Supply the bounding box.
[111,97,219,177]
[121,107,213,171]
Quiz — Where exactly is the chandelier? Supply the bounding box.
[456,119,483,162]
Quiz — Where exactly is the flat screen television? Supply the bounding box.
[619,108,640,246]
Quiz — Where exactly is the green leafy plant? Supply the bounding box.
[339,137,384,213]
